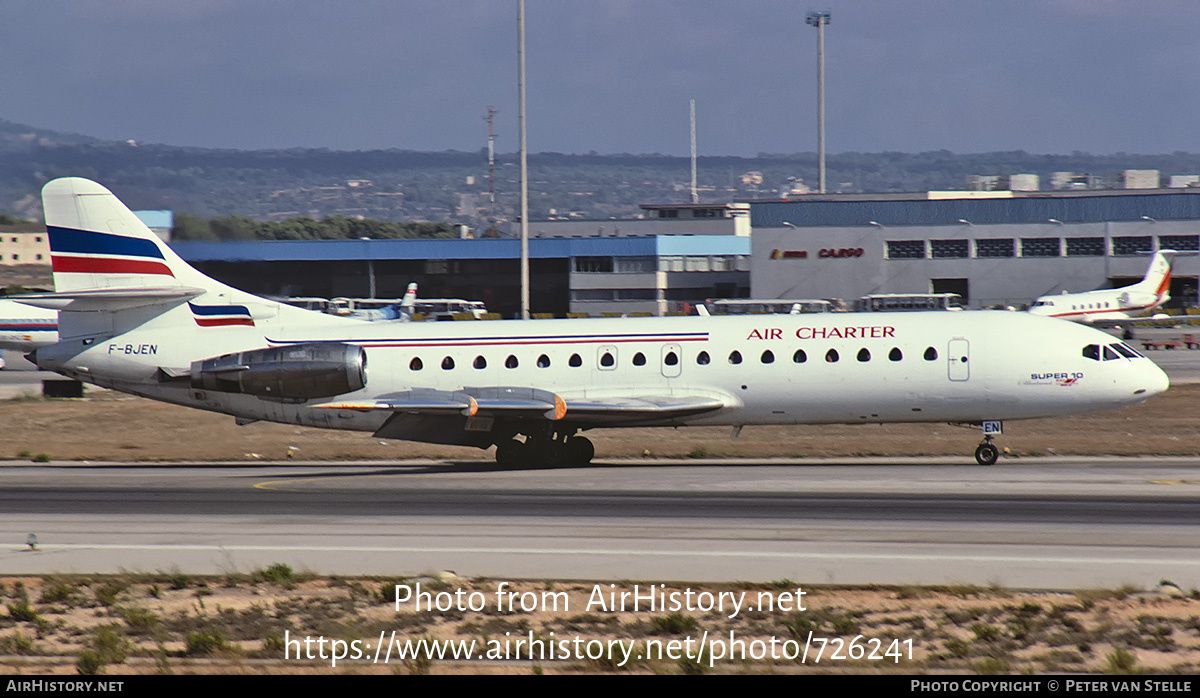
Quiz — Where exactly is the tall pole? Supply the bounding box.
[486,106,496,207]
[690,99,698,204]
[806,11,830,194]
[518,0,530,319]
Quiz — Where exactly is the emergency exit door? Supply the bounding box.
[948,339,970,381]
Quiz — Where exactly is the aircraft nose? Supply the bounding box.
[1134,359,1170,399]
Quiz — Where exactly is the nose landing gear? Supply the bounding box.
[974,420,1003,466]
[974,439,999,466]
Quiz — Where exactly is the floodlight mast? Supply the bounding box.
[518,0,530,318]
[806,11,830,194]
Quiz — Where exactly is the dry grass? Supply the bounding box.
[0,575,1196,675]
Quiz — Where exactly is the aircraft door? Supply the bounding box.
[947,338,969,381]
[661,343,682,378]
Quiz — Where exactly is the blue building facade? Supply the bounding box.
[173,235,750,317]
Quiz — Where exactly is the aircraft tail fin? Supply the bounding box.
[43,178,219,295]
[399,282,418,320]
[1133,249,1176,299]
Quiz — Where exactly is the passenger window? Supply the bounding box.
[441,356,455,370]
[601,352,615,367]
[697,351,711,365]
[473,355,487,369]
[825,349,839,363]
[506,355,519,369]
[793,349,807,363]
[569,353,583,367]
[1082,344,1100,361]
[729,350,743,365]
[761,350,774,364]
[409,357,423,371]
[889,347,902,361]
[1102,346,1119,361]
[924,347,938,361]
[664,351,679,366]
[633,352,647,366]
[537,354,551,368]
[857,348,870,362]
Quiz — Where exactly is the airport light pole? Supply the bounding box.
[806,11,830,194]
[518,0,530,319]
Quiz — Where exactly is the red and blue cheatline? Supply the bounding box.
[47,226,175,277]
[188,302,255,327]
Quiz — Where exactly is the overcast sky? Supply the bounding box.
[2,1,1198,156]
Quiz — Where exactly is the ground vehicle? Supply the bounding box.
[856,293,964,312]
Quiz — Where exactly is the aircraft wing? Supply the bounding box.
[313,387,727,425]
[1088,314,1176,327]
[313,386,730,446]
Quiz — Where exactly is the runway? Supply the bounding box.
[1,458,1197,590]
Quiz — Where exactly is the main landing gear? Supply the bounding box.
[974,420,1003,466]
[495,433,594,469]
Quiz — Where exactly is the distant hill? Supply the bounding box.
[2,118,1199,225]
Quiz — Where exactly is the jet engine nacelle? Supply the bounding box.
[190,343,366,400]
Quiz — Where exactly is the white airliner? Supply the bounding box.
[20,178,1169,466]
[1028,250,1176,324]
[0,299,58,369]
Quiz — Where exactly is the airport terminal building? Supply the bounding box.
[748,190,1200,309]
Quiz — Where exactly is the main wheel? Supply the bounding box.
[564,435,595,466]
[540,440,569,468]
[495,439,528,468]
[974,442,999,466]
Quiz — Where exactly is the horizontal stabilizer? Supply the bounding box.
[12,287,205,311]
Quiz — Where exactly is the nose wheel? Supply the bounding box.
[974,420,1002,466]
[974,440,999,466]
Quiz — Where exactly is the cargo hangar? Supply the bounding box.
[749,189,1200,310]
[166,190,1200,317]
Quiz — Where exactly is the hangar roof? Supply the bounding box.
[749,191,1200,228]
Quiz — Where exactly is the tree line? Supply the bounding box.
[171,213,456,241]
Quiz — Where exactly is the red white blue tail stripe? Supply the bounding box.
[48,226,174,277]
[189,302,255,327]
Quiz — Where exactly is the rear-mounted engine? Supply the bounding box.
[190,343,366,400]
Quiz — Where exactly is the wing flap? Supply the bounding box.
[561,395,726,425]
[312,389,478,415]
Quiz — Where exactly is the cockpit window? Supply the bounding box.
[1102,345,1120,361]
[1118,342,1144,358]
[1082,344,1100,361]
[1110,343,1138,359]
